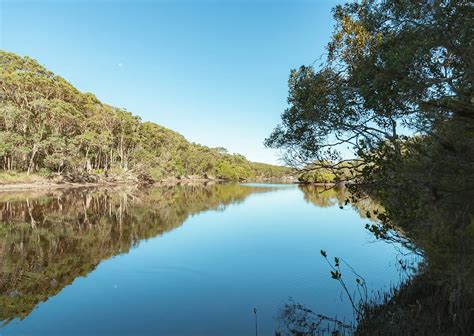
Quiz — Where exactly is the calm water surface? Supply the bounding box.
[0,183,406,335]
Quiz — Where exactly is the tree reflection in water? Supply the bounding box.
[276,186,382,336]
[280,184,474,335]
[0,183,274,324]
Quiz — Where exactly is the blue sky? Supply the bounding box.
[1,0,342,165]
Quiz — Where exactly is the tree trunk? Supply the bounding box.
[27,144,38,176]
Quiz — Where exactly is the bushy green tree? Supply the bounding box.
[265,0,473,333]
[0,51,290,182]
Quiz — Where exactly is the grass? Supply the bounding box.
[355,271,474,335]
[0,171,48,184]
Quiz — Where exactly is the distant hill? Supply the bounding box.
[0,51,291,183]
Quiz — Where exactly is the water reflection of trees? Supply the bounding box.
[299,185,383,221]
[300,185,348,208]
[295,183,474,335]
[0,183,272,324]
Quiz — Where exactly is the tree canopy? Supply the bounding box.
[266,0,473,333]
[266,0,472,169]
[0,51,291,182]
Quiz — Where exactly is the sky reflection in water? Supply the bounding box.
[0,183,408,335]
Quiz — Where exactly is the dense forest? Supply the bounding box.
[266,0,473,334]
[0,51,291,183]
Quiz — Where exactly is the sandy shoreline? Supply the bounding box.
[0,178,228,192]
[0,181,135,192]
[0,176,299,192]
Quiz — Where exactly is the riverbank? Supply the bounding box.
[0,178,221,192]
[0,181,136,192]
[0,173,298,191]
[297,181,346,187]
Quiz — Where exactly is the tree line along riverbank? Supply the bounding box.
[0,51,292,186]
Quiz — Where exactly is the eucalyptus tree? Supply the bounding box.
[265,1,473,332]
[0,50,291,181]
[265,0,472,181]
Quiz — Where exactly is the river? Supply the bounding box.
[0,183,411,335]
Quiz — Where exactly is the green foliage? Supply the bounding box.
[266,0,474,333]
[0,51,290,182]
[0,171,47,184]
[298,170,335,184]
[265,0,472,172]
